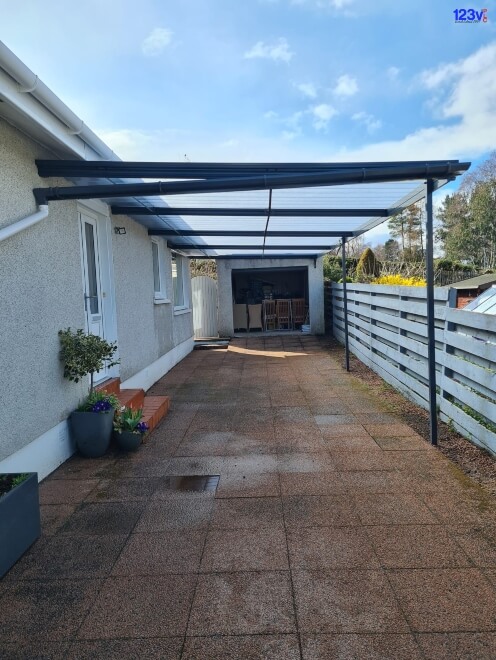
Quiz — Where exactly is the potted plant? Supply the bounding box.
[0,473,40,577]
[113,407,149,451]
[59,328,120,458]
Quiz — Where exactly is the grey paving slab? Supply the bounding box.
[2,336,495,651]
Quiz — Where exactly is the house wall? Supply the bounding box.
[110,214,193,387]
[0,117,193,478]
[0,118,87,468]
[217,257,325,336]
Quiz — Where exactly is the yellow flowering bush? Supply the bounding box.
[371,274,426,286]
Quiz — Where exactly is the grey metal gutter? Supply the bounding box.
[34,162,471,204]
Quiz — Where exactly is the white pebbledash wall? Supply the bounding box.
[0,117,193,479]
[216,257,325,337]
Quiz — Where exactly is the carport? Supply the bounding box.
[34,159,471,445]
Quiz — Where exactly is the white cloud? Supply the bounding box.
[327,0,354,7]
[244,38,293,63]
[220,138,239,148]
[418,62,458,90]
[264,110,279,119]
[387,66,400,81]
[291,0,354,9]
[282,110,305,138]
[333,74,358,97]
[352,111,382,134]
[312,103,338,130]
[95,128,189,160]
[295,82,318,98]
[141,28,173,56]
[328,42,496,161]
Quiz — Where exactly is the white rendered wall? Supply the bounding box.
[0,119,194,478]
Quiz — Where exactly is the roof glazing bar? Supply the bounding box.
[168,244,337,250]
[113,206,390,217]
[149,230,354,237]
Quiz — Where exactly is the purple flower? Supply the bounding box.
[136,421,149,433]
[91,399,112,413]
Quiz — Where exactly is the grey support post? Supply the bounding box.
[425,179,438,446]
[341,237,350,372]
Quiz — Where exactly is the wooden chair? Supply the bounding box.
[262,299,277,331]
[233,303,248,331]
[276,299,292,330]
[291,298,306,328]
[248,304,263,332]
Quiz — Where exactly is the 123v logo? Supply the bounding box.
[453,8,488,22]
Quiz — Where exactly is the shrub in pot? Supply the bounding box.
[59,328,120,458]
[113,407,149,451]
[0,473,40,577]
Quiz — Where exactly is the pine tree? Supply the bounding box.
[436,151,496,270]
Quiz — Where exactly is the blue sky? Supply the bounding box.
[1,0,495,244]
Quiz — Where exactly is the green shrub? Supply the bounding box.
[434,258,453,271]
[59,328,119,393]
[355,247,380,282]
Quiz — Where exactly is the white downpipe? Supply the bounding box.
[0,205,49,243]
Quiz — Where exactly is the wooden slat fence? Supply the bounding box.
[332,283,496,455]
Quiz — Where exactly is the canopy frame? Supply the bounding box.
[33,159,470,446]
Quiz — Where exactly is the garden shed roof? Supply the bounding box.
[448,273,496,290]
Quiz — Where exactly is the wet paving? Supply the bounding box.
[1,335,496,659]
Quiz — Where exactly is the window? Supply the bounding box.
[151,239,167,302]
[172,253,188,310]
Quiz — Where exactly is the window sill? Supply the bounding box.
[154,297,171,305]
[173,307,192,316]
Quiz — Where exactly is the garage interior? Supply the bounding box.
[231,266,309,332]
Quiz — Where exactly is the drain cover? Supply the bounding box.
[163,475,220,492]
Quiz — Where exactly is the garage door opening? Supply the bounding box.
[231,267,309,333]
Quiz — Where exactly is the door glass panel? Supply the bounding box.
[84,222,99,314]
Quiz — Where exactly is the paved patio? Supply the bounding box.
[1,335,496,659]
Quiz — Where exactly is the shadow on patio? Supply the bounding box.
[1,336,496,658]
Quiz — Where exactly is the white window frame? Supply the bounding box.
[151,238,170,304]
[172,252,190,313]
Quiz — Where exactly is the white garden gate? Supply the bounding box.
[192,276,218,338]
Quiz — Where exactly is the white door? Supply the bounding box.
[80,211,107,381]
[192,276,219,338]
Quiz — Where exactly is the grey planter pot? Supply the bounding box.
[115,430,142,452]
[70,410,114,458]
[0,473,40,577]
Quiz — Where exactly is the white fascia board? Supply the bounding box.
[0,68,101,160]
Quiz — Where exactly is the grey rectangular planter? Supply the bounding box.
[0,472,41,577]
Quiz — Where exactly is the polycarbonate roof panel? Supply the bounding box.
[464,287,496,315]
[149,180,426,256]
[153,181,420,210]
[73,164,468,257]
